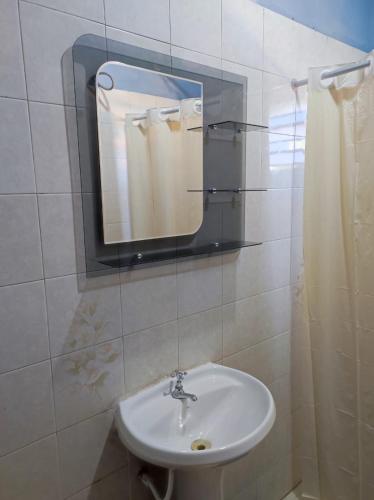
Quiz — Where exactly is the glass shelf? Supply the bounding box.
[188,121,268,132]
[187,188,267,193]
[99,240,262,268]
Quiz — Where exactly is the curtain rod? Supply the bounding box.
[291,59,371,89]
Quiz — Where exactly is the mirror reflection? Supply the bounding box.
[96,61,203,244]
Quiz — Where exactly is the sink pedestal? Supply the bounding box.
[175,467,224,500]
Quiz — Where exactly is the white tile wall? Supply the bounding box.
[123,321,178,394]
[38,193,84,277]
[29,102,80,194]
[222,0,264,69]
[52,339,124,429]
[121,263,177,335]
[20,2,105,105]
[170,0,222,58]
[22,0,105,23]
[104,0,170,42]
[0,436,60,500]
[58,410,127,498]
[0,0,366,499]
[0,0,26,99]
[0,98,35,194]
[46,272,122,355]
[177,255,222,317]
[0,361,55,456]
[0,281,49,373]
[0,195,43,286]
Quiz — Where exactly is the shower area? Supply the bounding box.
[292,56,374,499]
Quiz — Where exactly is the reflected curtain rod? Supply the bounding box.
[291,58,371,89]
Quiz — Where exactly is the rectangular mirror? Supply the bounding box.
[96,61,203,244]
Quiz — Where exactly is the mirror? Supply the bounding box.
[96,61,203,245]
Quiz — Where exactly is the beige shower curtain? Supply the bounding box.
[126,98,202,240]
[301,64,374,499]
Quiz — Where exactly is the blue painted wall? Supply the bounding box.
[370,2,374,51]
[255,0,372,52]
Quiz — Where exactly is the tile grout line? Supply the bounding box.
[17,4,61,475]
[223,329,291,362]
[18,10,63,477]
[20,0,106,25]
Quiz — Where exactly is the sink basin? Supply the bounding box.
[115,362,275,469]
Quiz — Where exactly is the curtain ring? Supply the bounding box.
[97,72,114,91]
[193,99,202,114]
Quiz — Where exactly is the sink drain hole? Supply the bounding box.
[191,439,211,451]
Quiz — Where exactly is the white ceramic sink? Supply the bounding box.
[115,362,275,469]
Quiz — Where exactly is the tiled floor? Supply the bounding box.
[284,484,303,499]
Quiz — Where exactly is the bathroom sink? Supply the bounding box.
[115,362,275,469]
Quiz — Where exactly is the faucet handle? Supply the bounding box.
[171,370,187,381]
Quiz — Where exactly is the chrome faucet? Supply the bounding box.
[164,370,198,402]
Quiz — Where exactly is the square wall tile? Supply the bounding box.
[68,467,130,500]
[224,450,259,500]
[244,191,262,242]
[0,0,26,98]
[223,289,290,358]
[170,0,221,58]
[123,322,178,394]
[245,131,262,189]
[46,273,122,356]
[0,281,49,374]
[261,133,294,189]
[58,410,127,498]
[0,436,60,500]
[257,451,298,500]
[178,308,222,369]
[263,9,302,79]
[222,245,262,304]
[0,361,55,456]
[325,37,365,67]
[262,189,292,241]
[264,8,329,81]
[121,263,177,335]
[106,26,171,55]
[104,0,170,42]
[20,2,105,105]
[29,102,80,193]
[0,195,43,286]
[262,72,296,136]
[22,0,105,23]
[223,239,290,304]
[0,98,35,194]
[38,194,84,278]
[260,238,291,293]
[171,45,222,70]
[222,294,260,356]
[258,287,291,341]
[222,60,262,124]
[222,0,263,70]
[223,332,290,386]
[53,339,124,429]
[177,256,222,317]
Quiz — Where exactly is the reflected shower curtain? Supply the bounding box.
[125,98,202,240]
[301,64,374,499]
